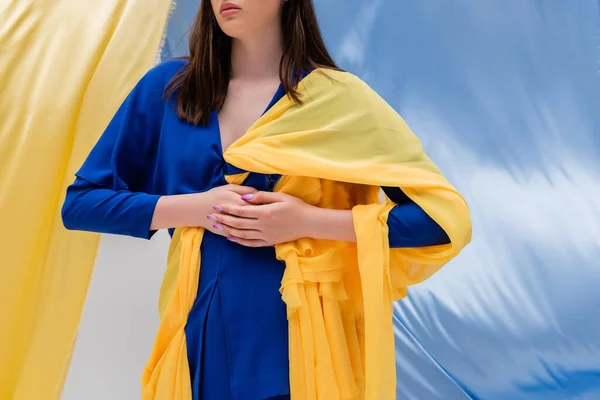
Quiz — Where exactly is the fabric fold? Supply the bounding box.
[0,0,172,398]
[142,228,203,400]
[143,68,471,399]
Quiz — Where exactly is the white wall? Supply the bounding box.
[62,231,171,399]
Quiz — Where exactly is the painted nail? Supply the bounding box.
[213,205,223,212]
[213,224,224,231]
[241,194,254,200]
[227,237,237,242]
[206,215,217,221]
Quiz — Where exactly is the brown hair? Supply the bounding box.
[165,0,340,126]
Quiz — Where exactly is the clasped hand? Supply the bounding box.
[205,185,313,247]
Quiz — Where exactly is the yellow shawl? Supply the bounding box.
[142,69,472,399]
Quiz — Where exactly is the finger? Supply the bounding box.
[225,184,258,195]
[218,204,263,218]
[210,213,257,229]
[241,191,286,204]
[226,236,271,248]
[214,224,263,240]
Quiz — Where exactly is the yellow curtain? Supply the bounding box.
[0,1,173,398]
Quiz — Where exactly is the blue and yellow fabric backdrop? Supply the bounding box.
[2,0,599,399]
[161,1,600,399]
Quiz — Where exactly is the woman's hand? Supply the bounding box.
[198,185,259,231]
[150,184,257,231]
[207,191,315,247]
[153,186,356,244]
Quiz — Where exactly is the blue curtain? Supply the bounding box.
[161,2,600,398]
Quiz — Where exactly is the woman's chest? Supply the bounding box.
[218,79,281,150]
[153,111,275,195]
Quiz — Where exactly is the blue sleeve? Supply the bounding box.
[61,68,167,240]
[62,177,161,239]
[382,186,450,248]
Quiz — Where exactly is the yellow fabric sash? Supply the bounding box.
[142,69,472,399]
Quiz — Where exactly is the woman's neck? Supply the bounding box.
[230,22,283,81]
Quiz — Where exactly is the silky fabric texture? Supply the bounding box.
[154,1,600,398]
[61,59,451,399]
[0,1,172,399]
[143,69,471,400]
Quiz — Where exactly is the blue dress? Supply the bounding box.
[61,59,449,400]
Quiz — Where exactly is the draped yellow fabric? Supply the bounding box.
[143,69,472,399]
[0,1,172,398]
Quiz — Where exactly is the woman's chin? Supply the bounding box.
[221,27,249,40]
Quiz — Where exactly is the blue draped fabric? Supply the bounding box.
[161,1,600,398]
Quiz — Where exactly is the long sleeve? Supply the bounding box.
[62,177,161,239]
[61,67,166,239]
[382,186,450,248]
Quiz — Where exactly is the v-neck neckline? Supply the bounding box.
[215,81,286,157]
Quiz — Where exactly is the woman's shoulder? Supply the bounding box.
[145,58,189,81]
[309,67,369,90]
[120,58,190,117]
[307,68,396,120]
[134,58,190,96]
[305,68,376,103]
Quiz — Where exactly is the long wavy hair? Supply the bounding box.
[164,0,340,126]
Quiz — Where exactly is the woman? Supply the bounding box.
[62,1,470,399]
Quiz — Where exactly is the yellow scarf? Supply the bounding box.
[141,69,472,399]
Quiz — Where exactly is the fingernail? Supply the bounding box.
[227,237,237,242]
[213,205,223,212]
[213,224,224,231]
[206,215,217,221]
[241,194,254,200]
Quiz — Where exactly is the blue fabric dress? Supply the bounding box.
[61,59,450,400]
